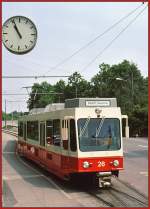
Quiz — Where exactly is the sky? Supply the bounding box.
[2,2,148,113]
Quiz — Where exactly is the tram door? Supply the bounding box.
[61,120,69,150]
[61,119,69,169]
[61,119,73,169]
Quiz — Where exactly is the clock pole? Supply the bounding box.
[5,99,7,128]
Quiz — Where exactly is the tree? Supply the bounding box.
[91,60,147,114]
[91,63,111,97]
[129,105,148,137]
[26,60,148,137]
[67,71,91,98]
[27,82,54,110]
[53,80,66,103]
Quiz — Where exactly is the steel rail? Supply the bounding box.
[110,187,148,207]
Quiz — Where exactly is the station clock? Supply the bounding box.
[2,16,37,55]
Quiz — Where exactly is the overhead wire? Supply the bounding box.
[2,4,147,113]
[2,93,63,95]
[44,3,144,75]
[2,4,145,79]
[2,75,70,79]
[3,57,68,75]
[80,4,147,73]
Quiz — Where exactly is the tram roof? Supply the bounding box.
[28,98,117,115]
[65,98,117,108]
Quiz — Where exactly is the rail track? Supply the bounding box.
[3,130,149,207]
[88,185,148,207]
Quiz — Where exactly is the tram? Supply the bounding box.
[17,98,125,187]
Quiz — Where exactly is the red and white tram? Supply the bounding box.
[17,98,124,187]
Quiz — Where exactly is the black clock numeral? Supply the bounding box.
[10,44,13,48]
[11,19,15,24]
[30,40,33,43]
[18,45,20,50]
[5,40,8,42]
[30,26,33,29]
[25,45,28,49]
[3,33,8,35]
[25,20,28,24]
[19,17,21,23]
[4,25,8,28]
[31,34,36,35]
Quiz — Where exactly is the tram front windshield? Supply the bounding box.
[78,118,121,152]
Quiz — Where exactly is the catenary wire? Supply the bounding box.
[3,57,67,74]
[44,3,144,75]
[2,4,144,78]
[2,75,69,79]
[80,5,147,73]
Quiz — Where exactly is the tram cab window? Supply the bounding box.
[70,119,77,152]
[78,118,121,152]
[46,120,53,145]
[27,121,39,141]
[18,122,23,137]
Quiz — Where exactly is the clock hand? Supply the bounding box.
[13,21,22,39]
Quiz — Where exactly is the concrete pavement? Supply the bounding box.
[2,133,148,207]
[2,133,83,207]
[120,137,148,196]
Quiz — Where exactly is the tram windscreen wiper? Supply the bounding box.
[96,117,105,138]
[80,117,90,137]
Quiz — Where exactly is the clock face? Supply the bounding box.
[2,16,37,54]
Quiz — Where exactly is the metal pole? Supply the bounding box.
[131,71,134,108]
[100,76,102,97]
[75,86,77,98]
[5,99,7,127]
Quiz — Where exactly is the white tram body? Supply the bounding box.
[18,98,124,187]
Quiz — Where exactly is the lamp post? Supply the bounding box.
[116,74,134,110]
[5,99,7,128]
[115,78,125,108]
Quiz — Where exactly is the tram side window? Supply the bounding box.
[53,119,61,146]
[18,122,23,137]
[62,120,64,128]
[70,119,77,152]
[27,121,39,141]
[23,123,27,140]
[46,120,53,145]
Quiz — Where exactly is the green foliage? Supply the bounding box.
[67,72,92,98]
[2,111,23,120]
[53,80,66,102]
[26,60,148,137]
[129,106,148,137]
[27,82,55,110]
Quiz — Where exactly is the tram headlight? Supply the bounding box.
[95,108,102,115]
[113,160,119,167]
[82,161,90,168]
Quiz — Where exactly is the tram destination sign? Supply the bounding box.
[85,100,110,107]
[65,98,117,108]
